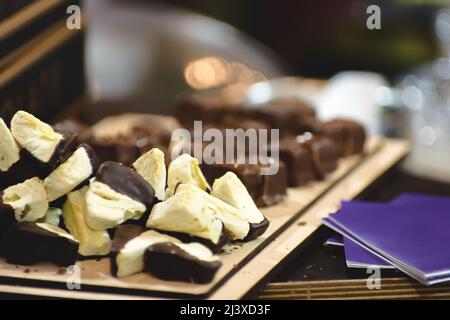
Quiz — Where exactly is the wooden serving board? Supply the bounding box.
[0,137,410,299]
[258,278,450,300]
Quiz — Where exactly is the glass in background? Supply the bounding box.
[396,7,450,183]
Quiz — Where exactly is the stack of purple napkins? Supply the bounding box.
[323,193,450,285]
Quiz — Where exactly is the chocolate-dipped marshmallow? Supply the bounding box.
[44,144,100,201]
[211,172,269,241]
[144,241,221,284]
[132,148,166,201]
[85,162,154,230]
[63,187,111,257]
[0,222,79,266]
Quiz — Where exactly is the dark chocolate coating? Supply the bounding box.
[144,242,222,284]
[95,161,155,209]
[111,225,146,253]
[0,197,16,241]
[49,129,78,168]
[300,136,338,180]
[337,119,366,155]
[278,136,316,187]
[110,224,146,276]
[0,149,41,188]
[78,143,100,174]
[257,160,288,207]
[123,210,152,228]
[2,130,79,187]
[0,138,103,191]
[311,119,366,157]
[243,217,270,242]
[153,227,229,254]
[309,121,347,157]
[0,222,79,267]
[45,144,100,203]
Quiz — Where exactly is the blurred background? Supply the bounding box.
[1,0,450,186]
[82,0,450,184]
[85,0,441,111]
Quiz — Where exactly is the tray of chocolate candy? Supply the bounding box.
[0,94,409,298]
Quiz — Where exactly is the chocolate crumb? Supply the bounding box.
[297,221,306,226]
[57,268,66,275]
[24,268,30,273]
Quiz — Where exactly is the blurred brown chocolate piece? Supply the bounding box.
[87,136,140,166]
[176,94,316,137]
[278,136,316,187]
[221,116,270,131]
[297,133,338,180]
[53,118,92,145]
[310,119,366,156]
[60,113,178,165]
[258,161,288,206]
[184,122,271,161]
[244,98,316,136]
[174,93,243,128]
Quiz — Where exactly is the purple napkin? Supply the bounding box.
[325,235,343,246]
[324,194,450,277]
[325,232,393,268]
[393,193,450,206]
[340,193,450,209]
[344,237,394,269]
[325,201,450,285]
[323,217,394,266]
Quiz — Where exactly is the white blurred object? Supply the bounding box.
[397,72,450,183]
[317,71,389,134]
[245,77,324,106]
[393,7,450,184]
